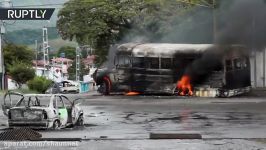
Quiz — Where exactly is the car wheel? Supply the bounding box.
[76,115,84,126]
[53,120,60,129]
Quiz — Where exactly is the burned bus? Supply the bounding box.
[93,43,251,97]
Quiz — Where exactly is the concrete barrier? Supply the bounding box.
[150,133,202,139]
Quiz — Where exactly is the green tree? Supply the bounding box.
[57,0,208,65]
[8,62,35,88]
[67,60,89,80]
[57,46,76,60]
[3,43,34,72]
[57,0,142,65]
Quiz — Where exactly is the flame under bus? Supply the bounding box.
[94,43,251,97]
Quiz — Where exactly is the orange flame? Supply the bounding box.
[177,75,193,96]
[125,92,140,96]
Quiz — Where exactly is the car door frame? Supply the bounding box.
[71,98,83,124]
[54,95,68,127]
[2,91,24,116]
[60,95,77,124]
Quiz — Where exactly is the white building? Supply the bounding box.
[33,58,73,83]
[250,49,266,88]
[34,66,65,83]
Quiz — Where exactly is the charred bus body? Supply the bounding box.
[94,43,251,97]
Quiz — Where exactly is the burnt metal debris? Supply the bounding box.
[2,92,84,129]
[0,128,42,141]
[95,43,251,97]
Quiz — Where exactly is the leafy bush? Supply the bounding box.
[8,62,35,88]
[27,76,53,93]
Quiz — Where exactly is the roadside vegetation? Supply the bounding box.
[27,76,53,93]
[3,43,35,89]
[8,62,35,88]
[57,0,214,65]
[3,43,53,93]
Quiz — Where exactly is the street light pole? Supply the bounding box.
[0,0,12,90]
[76,47,81,82]
[212,0,217,43]
[35,40,38,72]
[0,23,5,90]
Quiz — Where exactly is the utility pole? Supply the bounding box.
[252,18,257,88]
[0,0,12,90]
[42,27,49,77]
[0,22,5,90]
[35,40,38,72]
[263,48,265,87]
[212,0,217,43]
[76,47,81,82]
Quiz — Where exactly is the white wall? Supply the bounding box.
[250,49,266,88]
[7,78,18,90]
[34,67,64,83]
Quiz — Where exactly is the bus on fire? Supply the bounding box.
[93,43,251,97]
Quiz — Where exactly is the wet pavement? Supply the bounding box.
[1,93,266,149]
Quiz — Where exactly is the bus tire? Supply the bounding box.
[99,79,110,95]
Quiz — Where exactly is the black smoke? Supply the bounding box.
[183,46,224,84]
[216,0,266,49]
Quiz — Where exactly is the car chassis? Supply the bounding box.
[1,91,84,129]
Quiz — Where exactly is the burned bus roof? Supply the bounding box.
[117,43,247,57]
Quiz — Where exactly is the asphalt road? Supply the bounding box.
[1,93,266,149]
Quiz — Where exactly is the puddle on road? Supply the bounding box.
[124,113,134,120]
[118,111,258,129]
[83,123,98,127]
[151,116,182,121]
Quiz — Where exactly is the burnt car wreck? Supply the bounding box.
[1,91,84,129]
[94,43,251,97]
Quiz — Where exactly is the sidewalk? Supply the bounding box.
[245,88,266,97]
